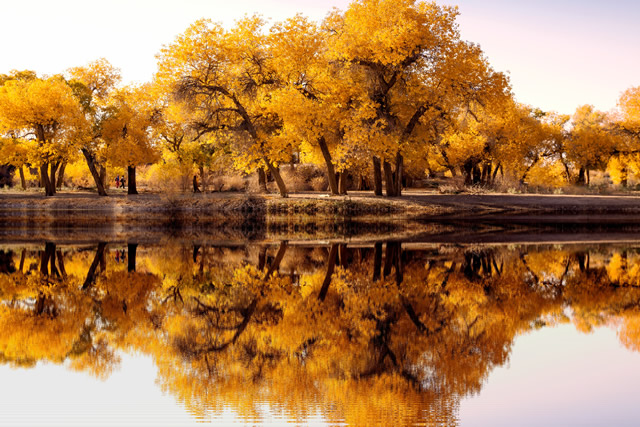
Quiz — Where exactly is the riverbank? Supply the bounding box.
[3,189,640,224]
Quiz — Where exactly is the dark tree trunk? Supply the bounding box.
[462,161,474,186]
[19,249,26,272]
[576,167,586,186]
[372,241,383,282]
[318,243,339,302]
[127,166,138,195]
[56,162,66,188]
[265,241,287,279]
[40,242,56,275]
[128,243,137,272]
[40,163,55,196]
[258,168,268,193]
[193,175,201,193]
[99,165,107,189]
[82,242,107,290]
[49,162,58,195]
[199,165,207,192]
[383,158,402,197]
[318,137,339,195]
[492,163,501,184]
[383,160,394,196]
[372,156,383,196]
[18,166,26,190]
[519,158,539,185]
[395,153,403,196]
[81,148,108,196]
[265,161,287,197]
[338,171,348,195]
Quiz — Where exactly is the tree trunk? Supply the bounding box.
[265,160,287,197]
[462,162,473,186]
[372,156,383,196]
[576,167,586,186]
[193,175,201,193]
[372,241,383,282]
[56,162,66,188]
[200,165,207,192]
[265,241,287,279]
[128,243,137,272]
[338,171,348,195]
[127,166,138,195]
[82,242,107,290]
[258,168,268,193]
[318,137,339,195]
[318,243,339,302]
[491,163,501,184]
[81,148,108,196]
[519,158,538,185]
[395,153,403,196]
[40,163,54,196]
[19,249,26,272]
[49,162,58,195]
[383,160,398,197]
[18,166,26,190]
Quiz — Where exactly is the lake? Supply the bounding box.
[1,230,640,426]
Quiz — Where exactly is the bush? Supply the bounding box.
[310,175,328,191]
[211,175,247,192]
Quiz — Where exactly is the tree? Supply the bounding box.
[565,105,617,185]
[325,0,509,196]
[156,17,291,197]
[0,136,33,189]
[0,75,85,196]
[101,85,159,194]
[67,58,122,196]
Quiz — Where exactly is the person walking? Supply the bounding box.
[115,175,120,189]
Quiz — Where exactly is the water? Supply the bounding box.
[1,236,640,426]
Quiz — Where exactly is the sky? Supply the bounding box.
[1,0,638,115]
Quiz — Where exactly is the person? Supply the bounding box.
[115,175,120,188]
[121,175,126,189]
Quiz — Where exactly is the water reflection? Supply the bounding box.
[1,241,640,425]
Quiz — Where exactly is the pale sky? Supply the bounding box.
[1,0,638,115]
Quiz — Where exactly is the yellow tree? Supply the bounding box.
[565,105,617,185]
[156,17,291,197]
[0,74,85,196]
[608,87,640,186]
[0,136,34,189]
[326,0,509,196]
[267,15,364,195]
[102,85,160,194]
[67,58,122,196]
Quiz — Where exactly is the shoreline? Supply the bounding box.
[2,189,640,224]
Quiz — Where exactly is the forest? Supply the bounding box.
[1,0,639,198]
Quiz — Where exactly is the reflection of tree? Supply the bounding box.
[4,242,640,424]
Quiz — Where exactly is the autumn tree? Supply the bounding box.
[608,87,640,186]
[565,105,617,185]
[0,74,85,196]
[325,0,509,196]
[156,17,291,197]
[101,85,159,194]
[67,58,122,196]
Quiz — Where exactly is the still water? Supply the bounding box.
[1,237,640,426]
